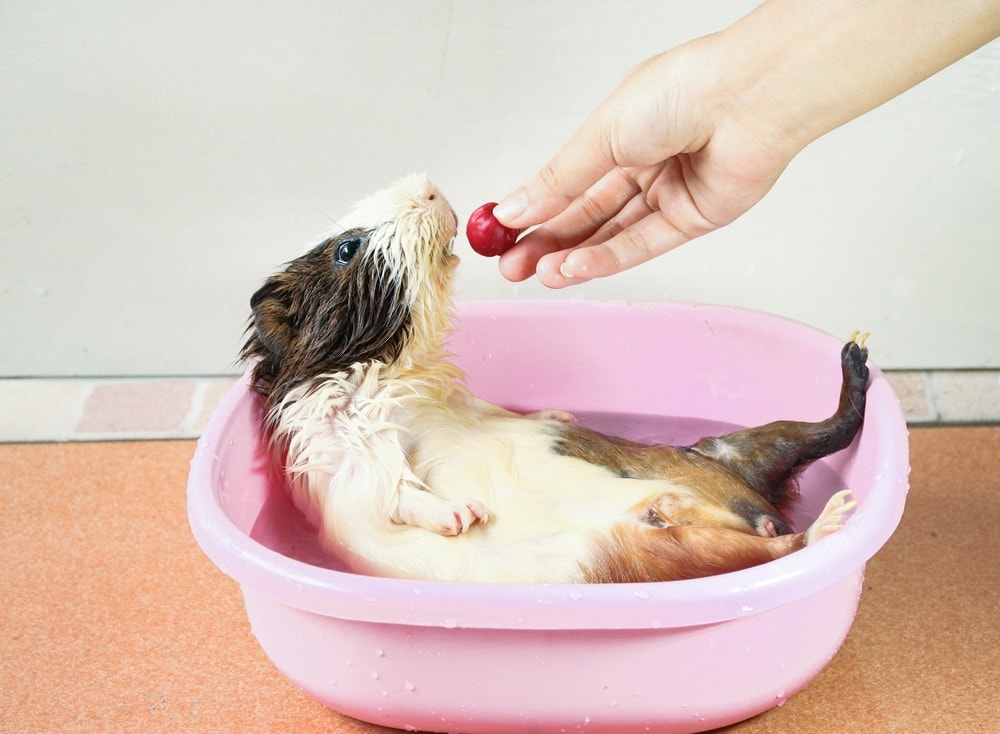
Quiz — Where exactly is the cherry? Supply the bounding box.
[466,202,522,257]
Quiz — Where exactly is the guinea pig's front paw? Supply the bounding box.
[436,498,491,536]
[392,487,490,536]
[804,489,858,545]
[526,409,576,424]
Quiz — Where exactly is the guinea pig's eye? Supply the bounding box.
[334,235,364,268]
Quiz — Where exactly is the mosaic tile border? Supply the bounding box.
[1,371,998,443]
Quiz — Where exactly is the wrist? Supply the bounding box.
[712,0,1000,158]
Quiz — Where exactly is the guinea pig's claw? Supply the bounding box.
[848,330,871,350]
[392,489,490,536]
[441,499,491,536]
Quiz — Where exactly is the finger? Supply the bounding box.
[497,226,566,282]
[541,167,643,245]
[495,50,697,231]
[493,108,620,229]
[498,170,643,282]
[574,186,660,248]
[511,181,660,286]
[499,239,590,288]
[500,169,639,282]
[554,210,694,282]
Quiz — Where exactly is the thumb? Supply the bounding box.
[493,49,692,229]
[493,106,620,229]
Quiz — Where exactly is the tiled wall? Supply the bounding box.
[1,371,998,443]
[0,377,238,443]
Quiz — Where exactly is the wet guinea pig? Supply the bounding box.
[241,173,868,584]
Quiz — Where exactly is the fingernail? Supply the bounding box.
[492,189,527,224]
[559,252,588,279]
[559,254,594,282]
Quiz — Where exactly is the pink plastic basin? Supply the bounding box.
[187,301,909,734]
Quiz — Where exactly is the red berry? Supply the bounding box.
[466,202,522,257]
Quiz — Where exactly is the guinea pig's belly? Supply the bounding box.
[391,423,670,581]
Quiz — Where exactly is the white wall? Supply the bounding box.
[2,1,998,376]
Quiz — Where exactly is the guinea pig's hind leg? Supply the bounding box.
[391,482,490,536]
[585,523,810,583]
[804,489,857,545]
[460,394,574,424]
[687,334,870,508]
[591,491,855,582]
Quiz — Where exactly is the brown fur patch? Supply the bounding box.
[583,523,807,583]
[551,423,789,533]
[241,229,411,413]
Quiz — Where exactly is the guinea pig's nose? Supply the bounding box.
[424,186,457,229]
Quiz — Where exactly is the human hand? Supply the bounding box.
[494,0,1000,289]
[493,36,800,288]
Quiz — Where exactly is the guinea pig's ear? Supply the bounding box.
[242,278,295,369]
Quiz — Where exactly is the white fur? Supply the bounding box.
[276,367,694,583]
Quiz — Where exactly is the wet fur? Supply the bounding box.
[242,174,868,584]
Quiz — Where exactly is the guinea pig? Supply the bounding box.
[241,173,868,584]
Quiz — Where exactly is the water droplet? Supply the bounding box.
[412,587,423,596]
[370,670,379,680]
[375,647,384,657]
[633,590,650,600]
[442,618,458,628]
[741,605,754,612]
[568,590,584,600]
[404,681,416,692]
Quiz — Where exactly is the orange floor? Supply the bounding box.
[2,428,998,733]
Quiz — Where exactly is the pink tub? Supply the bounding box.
[187,301,909,733]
